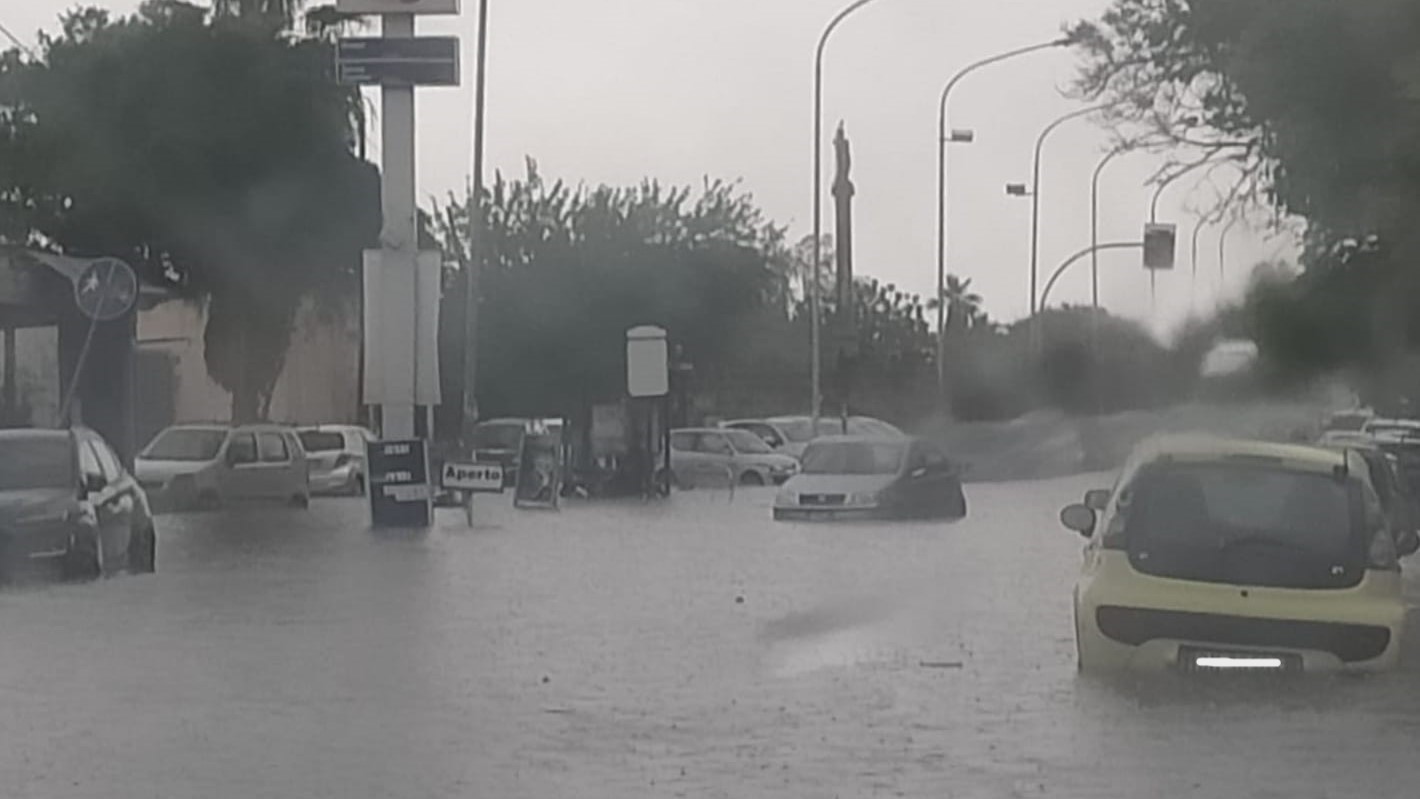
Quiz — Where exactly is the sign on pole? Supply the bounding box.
[441,462,504,493]
[336,0,461,14]
[74,257,138,321]
[626,326,669,398]
[1143,223,1177,271]
[337,37,460,86]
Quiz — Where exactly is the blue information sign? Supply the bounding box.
[367,438,432,527]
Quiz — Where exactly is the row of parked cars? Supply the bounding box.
[667,414,969,521]
[0,419,379,583]
[1061,424,1420,674]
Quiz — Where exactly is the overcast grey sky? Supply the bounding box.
[5,0,1296,337]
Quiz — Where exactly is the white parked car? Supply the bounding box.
[298,425,375,496]
[135,423,311,511]
[669,428,800,487]
[723,415,905,458]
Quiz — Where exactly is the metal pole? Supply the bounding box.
[935,38,1065,405]
[378,12,418,440]
[1219,215,1238,285]
[1028,104,1106,352]
[812,0,880,433]
[1038,241,1145,311]
[1190,216,1204,310]
[460,0,490,448]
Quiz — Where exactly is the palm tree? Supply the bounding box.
[928,274,983,335]
[212,0,304,28]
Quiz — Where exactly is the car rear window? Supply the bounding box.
[299,431,344,452]
[142,428,225,461]
[0,435,73,490]
[1120,461,1362,589]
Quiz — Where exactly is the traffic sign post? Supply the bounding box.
[337,37,460,86]
[74,257,138,321]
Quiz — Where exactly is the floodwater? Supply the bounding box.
[2,477,1419,797]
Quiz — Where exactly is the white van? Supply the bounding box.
[135,424,310,511]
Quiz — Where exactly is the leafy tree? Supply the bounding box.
[1072,0,1420,401]
[432,161,788,421]
[0,1,378,421]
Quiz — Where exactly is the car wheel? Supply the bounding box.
[740,470,765,487]
[128,524,156,574]
[63,528,103,581]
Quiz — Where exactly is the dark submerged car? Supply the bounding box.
[0,428,156,581]
[772,435,966,521]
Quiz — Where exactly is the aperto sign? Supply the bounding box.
[335,0,461,14]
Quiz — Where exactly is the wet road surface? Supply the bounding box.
[4,477,1420,797]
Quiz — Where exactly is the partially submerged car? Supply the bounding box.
[0,428,155,580]
[1063,436,1415,674]
[773,435,965,521]
[298,425,374,496]
[136,423,311,511]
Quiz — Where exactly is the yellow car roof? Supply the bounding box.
[1133,434,1347,474]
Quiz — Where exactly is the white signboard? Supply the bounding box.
[336,0,460,14]
[442,462,505,492]
[361,249,442,406]
[626,325,669,398]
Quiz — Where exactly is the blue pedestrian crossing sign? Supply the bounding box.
[74,257,138,321]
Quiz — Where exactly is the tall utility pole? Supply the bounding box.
[934,38,1066,405]
[812,0,881,433]
[460,0,490,448]
[379,10,419,440]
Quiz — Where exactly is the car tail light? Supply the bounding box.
[334,454,353,468]
[1369,530,1399,571]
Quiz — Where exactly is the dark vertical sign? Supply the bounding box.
[367,438,432,527]
[513,432,562,508]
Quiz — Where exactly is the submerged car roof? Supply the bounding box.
[1133,434,1346,474]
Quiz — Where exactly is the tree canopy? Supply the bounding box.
[1073,0,1420,399]
[0,1,378,420]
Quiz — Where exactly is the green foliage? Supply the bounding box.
[1074,0,1420,402]
[0,2,378,420]
[433,162,788,419]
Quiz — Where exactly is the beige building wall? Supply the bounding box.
[137,296,360,428]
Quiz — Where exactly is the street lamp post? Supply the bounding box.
[812,0,882,432]
[934,38,1067,405]
[460,0,491,449]
[1026,105,1110,324]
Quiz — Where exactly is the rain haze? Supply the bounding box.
[4,0,1287,334]
[8,1,1420,798]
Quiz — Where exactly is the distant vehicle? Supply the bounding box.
[1317,435,1420,547]
[0,428,155,580]
[469,417,561,488]
[1323,408,1374,433]
[1361,417,1420,438]
[298,425,375,496]
[724,415,905,458]
[669,427,800,487]
[772,435,966,521]
[136,423,310,511]
[1062,436,1414,674]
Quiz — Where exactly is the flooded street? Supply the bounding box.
[3,478,1420,798]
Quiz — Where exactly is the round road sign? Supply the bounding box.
[74,257,138,321]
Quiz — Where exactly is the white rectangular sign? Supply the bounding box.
[361,248,442,406]
[336,0,460,15]
[442,462,504,492]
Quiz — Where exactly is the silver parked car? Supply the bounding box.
[135,423,311,511]
[723,414,905,458]
[298,425,375,496]
[670,427,800,488]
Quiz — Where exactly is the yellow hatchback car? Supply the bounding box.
[1062,435,1417,674]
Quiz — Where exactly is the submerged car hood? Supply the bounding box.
[0,488,76,522]
[135,458,214,482]
[781,473,897,494]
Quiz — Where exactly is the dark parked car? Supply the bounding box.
[0,428,156,581]
[772,435,966,521]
